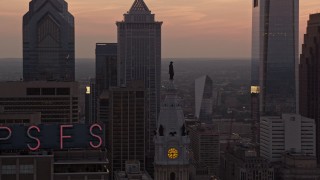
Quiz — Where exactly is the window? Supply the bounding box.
[20,165,34,174]
[27,88,41,95]
[2,165,16,174]
[57,88,70,95]
[253,0,258,7]
[42,88,55,95]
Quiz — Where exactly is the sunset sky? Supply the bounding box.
[0,0,320,59]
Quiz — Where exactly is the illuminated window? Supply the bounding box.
[86,86,91,94]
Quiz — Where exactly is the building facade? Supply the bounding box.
[0,150,109,180]
[23,0,75,81]
[117,0,162,172]
[195,75,213,124]
[280,153,320,180]
[260,114,316,162]
[299,13,320,163]
[251,0,299,116]
[220,144,274,180]
[114,161,152,180]
[109,81,146,175]
[0,81,79,123]
[96,43,118,96]
[154,81,190,180]
[188,124,220,176]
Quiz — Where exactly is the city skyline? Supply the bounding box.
[0,0,319,59]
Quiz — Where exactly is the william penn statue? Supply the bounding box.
[169,61,174,80]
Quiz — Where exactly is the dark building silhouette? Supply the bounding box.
[23,0,75,81]
[251,0,298,116]
[117,0,162,174]
[96,43,118,96]
[109,81,146,176]
[299,13,320,164]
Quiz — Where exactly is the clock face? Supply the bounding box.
[168,148,179,159]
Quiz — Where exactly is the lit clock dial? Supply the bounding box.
[168,148,179,159]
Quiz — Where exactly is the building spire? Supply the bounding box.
[129,0,151,14]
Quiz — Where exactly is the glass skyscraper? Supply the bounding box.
[195,75,213,124]
[251,0,299,115]
[23,0,75,81]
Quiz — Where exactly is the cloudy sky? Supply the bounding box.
[0,0,319,59]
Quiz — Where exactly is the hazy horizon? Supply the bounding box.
[0,0,319,59]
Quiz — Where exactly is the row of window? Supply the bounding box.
[1,165,33,175]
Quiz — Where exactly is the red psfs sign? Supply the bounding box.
[0,124,105,151]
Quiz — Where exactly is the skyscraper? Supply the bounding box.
[109,81,146,174]
[95,43,118,96]
[195,75,213,124]
[23,0,75,81]
[117,0,162,173]
[299,13,320,163]
[251,0,299,115]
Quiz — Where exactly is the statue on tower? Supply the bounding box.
[169,61,174,80]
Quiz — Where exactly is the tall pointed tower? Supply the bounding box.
[117,0,162,174]
[154,65,190,180]
[23,0,75,81]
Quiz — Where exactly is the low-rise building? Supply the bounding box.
[220,143,274,180]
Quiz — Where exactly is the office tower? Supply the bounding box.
[109,81,145,175]
[260,114,316,162]
[97,90,109,125]
[154,81,190,180]
[299,13,320,163]
[188,124,220,176]
[117,0,162,172]
[96,43,118,95]
[0,81,79,123]
[195,75,213,124]
[220,143,274,180]
[23,0,75,81]
[251,0,299,115]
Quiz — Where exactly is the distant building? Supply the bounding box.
[260,114,316,162]
[188,124,220,176]
[0,150,109,180]
[109,81,146,175]
[117,0,163,172]
[114,161,152,180]
[154,81,190,180]
[195,75,213,124]
[220,144,274,180]
[95,43,118,96]
[299,13,320,164]
[251,0,298,115]
[23,0,75,81]
[0,81,79,123]
[279,152,320,180]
